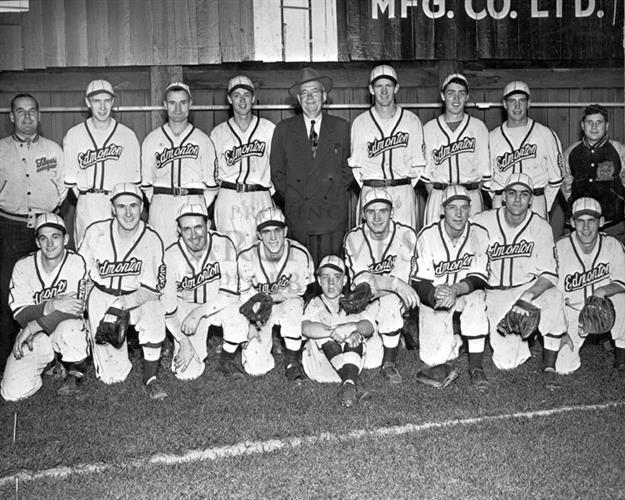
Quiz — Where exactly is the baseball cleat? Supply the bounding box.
[145,379,168,400]
[285,362,306,385]
[543,368,560,390]
[338,382,358,408]
[380,362,403,384]
[469,368,489,391]
[216,360,246,379]
[57,374,81,396]
[416,363,459,389]
[614,362,625,372]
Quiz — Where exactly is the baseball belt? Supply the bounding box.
[79,188,111,195]
[92,282,135,296]
[153,186,204,196]
[494,187,545,196]
[432,182,480,190]
[0,207,59,226]
[363,178,411,188]
[220,181,269,193]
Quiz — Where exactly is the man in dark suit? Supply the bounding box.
[270,67,353,266]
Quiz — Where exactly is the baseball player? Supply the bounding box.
[1,214,88,401]
[237,207,315,382]
[210,76,275,250]
[161,203,248,380]
[343,188,419,384]
[489,81,564,219]
[79,183,167,399]
[473,173,567,388]
[302,255,382,407]
[561,104,625,243]
[141,82,218,248]
[0,93,67,373]
[411,186,490,389]
[555,197,625,374]
[349,64,427,230]
[422,74,490,225]
[64,80,141,245]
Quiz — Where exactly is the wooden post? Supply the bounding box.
[149,65,183,130]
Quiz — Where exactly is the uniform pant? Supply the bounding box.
[87,287,165,384]
[75,193,111,247]
[1,318,87,401]
[556,293,625,374]
[424,188,484,227]
[148,193,206,249]
[486,284,567,370]
[376,294,406,348]
[419,290,488,366]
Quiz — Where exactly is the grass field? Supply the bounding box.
[1,336,624,499]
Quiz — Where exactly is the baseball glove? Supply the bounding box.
[239,292,273,328]
[339,282,373,314]
[578,296,616,337]
[95,307,130,349]
[497,299,541,340]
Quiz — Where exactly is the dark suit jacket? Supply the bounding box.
[270,113,352,243]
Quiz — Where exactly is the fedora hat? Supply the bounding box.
[288,67,333,97]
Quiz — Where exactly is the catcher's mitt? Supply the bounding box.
[95,307,130,348]
[239,292,273,328]
[339,282,373,314]
[578,296,615,337]
[497,299,541,340]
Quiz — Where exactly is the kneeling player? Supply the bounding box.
[302,255,381,407]
[1,214,88,401]
[556,198,625,373]
[162,203,248,379]
[411,186,490,389]
[238,207,315,382]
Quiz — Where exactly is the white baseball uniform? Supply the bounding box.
[555,232,625,374]
[301,296,382,383]
[344,220,417,346]
[412,220,490,366]
[472,208,567,369]
[422,114,490,225]
[161,231,247,380]
[80,219,166,384]
[141,123,218,247]
[210,116,275,250]
[1,250,87,401]
[489,119,564,218]
[64,118,141,244]
[349,106,427,228]
[237,239,314,375]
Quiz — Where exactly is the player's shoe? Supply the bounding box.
[380,362,403,384]
[543,368,560,390]
[469,368,489,391]
[416,363,459,389]
[57,374,81,396]
[338,382,358,408]
[285,362,306,385]
[145,378,168,400]
[217,360,246,379]
[44,358,67,380]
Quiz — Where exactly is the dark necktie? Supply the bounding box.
[309,120,318,158]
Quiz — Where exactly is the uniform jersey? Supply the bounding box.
[473,208,558,288]
[64,118,141,191]
[237,239,314,299]
[412,220,489,286]
[79,219,165,294]
[422,114,490,186]
[489,118,563,208]
[141,123,217,193]
[556,232,625,309]
[210,116,275,188]
[161,232,239,316]
[344,221,417,284]
[348,106,426,183]
[0,134,67,215]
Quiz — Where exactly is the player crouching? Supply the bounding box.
[161,203,248,379]
[1,214,88,401]
[79,183,168,399]
[411,186,490,390]
[555,198,625,374]
[302,255,381,407]
[238,207,315,383]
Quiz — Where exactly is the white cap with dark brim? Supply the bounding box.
[256,207,286,231]
[441,185,471,207]
[441,73,469,92]
[503,80,530,100]
[176,203,208,221]
[110,183,143,202]
[35,213,66,233]
[572,197,602,219]
[86,79,115,98]
[504,172,534,191]
[228,75,255,95]
[316,255,346,275]
[362,188,393,212]
[165,82,192,99]
[370,65,398,85]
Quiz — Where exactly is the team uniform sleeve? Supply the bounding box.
[477,122,491,188]
[62,131,78,188]
[544,128,564,210]
[409,115,427,182]
[141,135,156,188]
[52,143,69,204]
[533,222,558,285]
[466,225,490,283]
[161,251,180,318]
[237,251,256,300]
[614,141,625,191]
[348,120,365,185]
[303,296,325,323]
[8,260,40,321]
[608,237,625,289]
[218,236,240,296]
[269,125,287,198]
[140,233,166,294]
[561,144,575,201]
[126,131,142,184]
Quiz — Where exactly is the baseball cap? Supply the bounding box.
[256,207,286,231]
[176,203,208,221]
[228,75,255,95]
[441,73,469,92]
[362,188,393,211]
[110,183,143,202]
[503,81,530,100]
[504,172,534,191]
[441,185,471,207]
[165,82,192,99]
[35,213,66,233]
[369,65,398,85]
[583,104,609,121]
[86,80,115,98]
[572,197,602,219]
[317,255,346,275]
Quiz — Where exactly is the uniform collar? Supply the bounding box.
[12,132,39,143]
[582,135,609,150]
